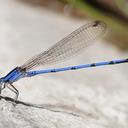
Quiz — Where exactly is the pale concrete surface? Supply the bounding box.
[0,0,128,128]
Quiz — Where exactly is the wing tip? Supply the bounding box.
[93,20,107,29]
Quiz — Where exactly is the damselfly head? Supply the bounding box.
[0,78,3,83]
[0,79,4,88]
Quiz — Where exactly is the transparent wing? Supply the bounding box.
[20,20,107,71]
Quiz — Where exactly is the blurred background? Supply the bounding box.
[20,0,128,50]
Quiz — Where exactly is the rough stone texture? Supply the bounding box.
[0,0,128,128]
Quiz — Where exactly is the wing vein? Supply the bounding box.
[20,20,107,71]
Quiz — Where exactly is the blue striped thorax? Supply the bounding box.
[0,67,26,83]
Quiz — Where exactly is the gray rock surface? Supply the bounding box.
[0,0,128,128]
